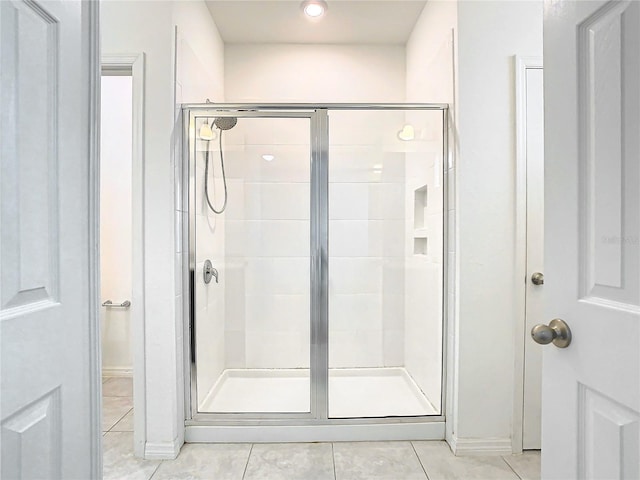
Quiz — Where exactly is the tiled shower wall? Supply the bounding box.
[193,136,227,406]
[223,118,312,370]
[328,110,408,369]
[218,113,411,371]
[403,110,444,411]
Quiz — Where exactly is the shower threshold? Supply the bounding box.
[199,367,438,417]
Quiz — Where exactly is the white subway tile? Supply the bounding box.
[328,329,383,368]
[329,183,369,220]
[244,221,310,257]
[245,331,310,369]
[382,220,406,257]
[383,330,404,367]
[224,179,245,220]
[382,294,405,331]
[382,259,405,295]
[329,294,382,331]
[329,220,383,257]
[329,258,382,294]
[328,146,384,183]
[245,294,310,333]
[224,330,246,369]
[245,258,310,295]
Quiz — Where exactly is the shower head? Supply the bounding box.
[214,117,238,131]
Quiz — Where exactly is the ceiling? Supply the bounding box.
[204,1,428,45]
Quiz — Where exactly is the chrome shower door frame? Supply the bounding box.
[183,104,449,432]
[186,107,326,422]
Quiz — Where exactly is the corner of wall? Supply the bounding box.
[144,436,182,460]
[447,434,513,457]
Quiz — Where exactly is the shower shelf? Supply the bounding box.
[413,184,428,229]
[413,184,429,256]
[413,237,428,256]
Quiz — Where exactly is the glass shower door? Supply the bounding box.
[190,112,318,416]
[326,108,445,418]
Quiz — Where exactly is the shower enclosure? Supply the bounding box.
[183,104,448,441]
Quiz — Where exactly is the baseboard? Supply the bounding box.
[448,435,512,456]
[144,437,182,460]
[102,367,133,377]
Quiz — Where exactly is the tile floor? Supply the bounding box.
[103,377,541,480]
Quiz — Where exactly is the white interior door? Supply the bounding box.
[0,1,101,478]
[523,66,544,451]
[542,1,640,478]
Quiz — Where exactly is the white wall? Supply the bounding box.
[102,0,225,458]
[172,0,227,412]
[173,0,225,104]
[102,0,176,457]
[405,0,457,430]
[225,44,406,103]
[454,0,542,447]
[406,0,457,104]
[100,75,133,375]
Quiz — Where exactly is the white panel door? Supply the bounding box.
[0,1,101,479]
[543,1,640,479]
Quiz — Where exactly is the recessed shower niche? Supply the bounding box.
[183,104,447,441]
[413,184,429,256]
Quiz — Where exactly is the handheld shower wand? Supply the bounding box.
[202,117,237,214]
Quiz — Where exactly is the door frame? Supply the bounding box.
[88,1,102,476]
[100,53,146,457]
[512,55,544,454]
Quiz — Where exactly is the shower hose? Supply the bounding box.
[204,131,228,214]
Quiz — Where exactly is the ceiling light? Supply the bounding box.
[301,0,327,18]
[262,154,275,162]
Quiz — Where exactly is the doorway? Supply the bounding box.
[184,104,448,441]
[100,72,134,434]
[100,54,146,457]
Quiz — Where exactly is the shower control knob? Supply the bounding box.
[531,319,572,348]
[203,260,218,284]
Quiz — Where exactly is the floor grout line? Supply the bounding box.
[241,444,254,480]
[147,461,163,480]
[331,442,337,480]
[501,456,524,480]
[107,406,133,433]
[410,441,431,480]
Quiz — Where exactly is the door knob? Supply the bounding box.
[531,272,544,285]
[531,319,572,348]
